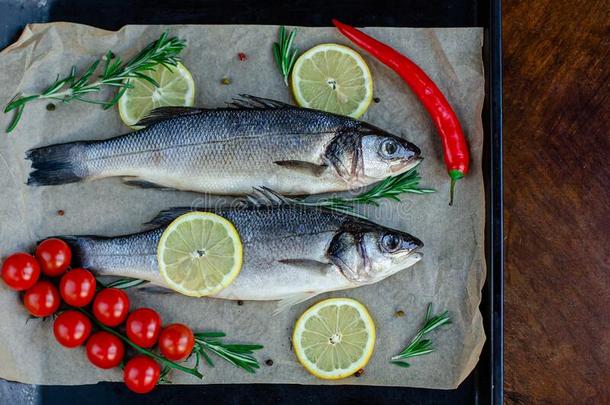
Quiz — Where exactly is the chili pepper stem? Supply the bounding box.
[448,169,464,206]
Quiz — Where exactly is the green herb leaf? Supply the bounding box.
[272,26,300,86]
[105,277,150,289]
[391,303,451,368]
[195,332,226,338]
[6,105,25,133]
[194,333,263,374]
[198,346,215,367]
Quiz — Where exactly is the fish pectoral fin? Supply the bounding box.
[135,106,204,127]
[274,160,328,177]
[278,259,333,273]
[273,292,321,316]
[121,177,173,191]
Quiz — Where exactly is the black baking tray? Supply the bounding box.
[0,0,503,403]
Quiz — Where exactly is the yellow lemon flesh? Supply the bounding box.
[118,62,195,128]
[291,43,373,118]
[157,212,243,297]
[292,298,376,379]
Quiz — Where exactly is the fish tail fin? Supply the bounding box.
[26,141,88,186]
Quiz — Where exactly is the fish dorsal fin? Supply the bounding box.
[144,207,193,227]
[226,94,293,110]
[273,292,321,316]
[244,187,298,208]
[136,95,291,127]
[135,106,204,127]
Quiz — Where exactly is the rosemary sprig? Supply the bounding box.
[104,278,150,289]
[391,303,452,368]
[4,32,186,132]
[95,276,149,291]
[272,26,299,86]
[298,162,434,215]
[192,332,264,374]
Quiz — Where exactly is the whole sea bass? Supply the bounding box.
[60,202,423,311]
[27,96,422,195]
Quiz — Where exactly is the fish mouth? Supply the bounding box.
[386,251,424,277]
[409,244,423,254]
[402,233,424,255]
[396,244,423,259]
[405,251,424,263]
[390,156,424,173]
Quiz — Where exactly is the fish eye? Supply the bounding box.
[381,233,401,253]
[380,139,399,158]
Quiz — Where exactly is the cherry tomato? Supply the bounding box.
[36,238,72,277]
[86,331,125,369]
[92,288,130,327]
[23,281,61,317]
[59,268,96,307]
[1,252,40,291]
[126,308,162,348]
[53,310,92,348]
[123,355,160,394]
[158,323,195,361]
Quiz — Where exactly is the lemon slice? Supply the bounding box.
[118,62,195,128]
[292,298,376,380]
[157,212,243,297]
[291,43,373,118]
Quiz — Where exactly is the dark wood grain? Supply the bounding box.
[503,0,610,403]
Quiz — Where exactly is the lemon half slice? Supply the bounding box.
[291,43,373,118]
[157,212,243,297]
[118,62,195,128]
[292,298,376,380]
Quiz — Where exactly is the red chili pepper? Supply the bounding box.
[332,19,470,205]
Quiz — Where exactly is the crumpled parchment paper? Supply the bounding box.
[0,23,485,388]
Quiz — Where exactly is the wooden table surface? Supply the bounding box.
[503,0,609,403]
